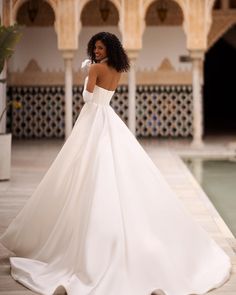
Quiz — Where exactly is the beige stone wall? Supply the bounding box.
[3,0,236,85]
[7,58,192,86]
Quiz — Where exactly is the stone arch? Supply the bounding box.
[78,0,121,37]
[143,0,185,20]
[80,0,119,26]
[78,0,121,19]
[145,0,184,26]
[12,0,57,23]
[208,18,236,50]
[142,0,186,36]
[208,0,236,48]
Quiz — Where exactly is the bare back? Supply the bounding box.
[86,63,121,93]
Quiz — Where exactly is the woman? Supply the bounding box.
[0,32,231,295]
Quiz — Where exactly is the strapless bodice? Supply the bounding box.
[91,85,115,106]
[83,77,115,106]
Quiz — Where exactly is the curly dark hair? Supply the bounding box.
[87,32,130,72]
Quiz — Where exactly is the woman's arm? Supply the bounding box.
[86,64,98,93]
[82,65,98,103]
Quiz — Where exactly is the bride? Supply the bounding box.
[0,32,232,295]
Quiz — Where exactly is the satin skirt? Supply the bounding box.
[0,101,231,295]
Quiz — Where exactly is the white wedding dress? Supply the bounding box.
[0,81,231,295]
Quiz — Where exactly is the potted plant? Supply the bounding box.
[0,22,21,180]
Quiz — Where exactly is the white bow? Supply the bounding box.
[81,59,91,70]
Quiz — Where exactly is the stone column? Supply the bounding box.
[190,50,205,148]
[62,51,74,139]
[127,50,138,136]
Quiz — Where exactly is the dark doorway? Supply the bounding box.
[204,24,236,136]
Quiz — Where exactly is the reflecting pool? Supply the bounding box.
[184,158,236,238]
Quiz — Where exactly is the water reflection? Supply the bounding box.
[184,158,236,238]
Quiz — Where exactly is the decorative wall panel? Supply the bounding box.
[7,85,193,138]
[136,85,193,137]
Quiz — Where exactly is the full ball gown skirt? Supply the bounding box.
[0,85,231,295]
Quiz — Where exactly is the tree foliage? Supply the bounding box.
[0,24,21,81]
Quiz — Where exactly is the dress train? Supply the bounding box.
[0,84,231,295]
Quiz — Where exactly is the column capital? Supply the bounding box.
[61,50,76,60]
[57,0,79,51]
[126,49,139,61]
[189,50,205,61]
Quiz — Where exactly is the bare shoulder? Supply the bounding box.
[90,63,120,81]
[88,63,99,73]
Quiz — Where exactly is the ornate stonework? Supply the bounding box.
[7,59,192,86]
[208,10,236,49]
[121,0,143,50]
[7,84,193,138]
[16,0,55,26]
[12,0,58,23]
[145,0,183,26]
[158,58,175,71]
[56,0,79,51]
[3,0,234,53]
[143,0,185,17]
[81,0,119,26]
[4,0,235,142]
[8,59,65,86]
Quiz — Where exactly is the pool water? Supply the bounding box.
[184,158,236,238]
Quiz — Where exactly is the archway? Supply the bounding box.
[79,0,121,18]
[143,0,185,18]
[16,0,55,26]
[204,24,236,136]
[142,0,184,70]
[80,0,119,27]
[78,0,120,62]
[73,0,128,125]
[13,0,57,23]
[139,0,190,138]
[8,0,64,138]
